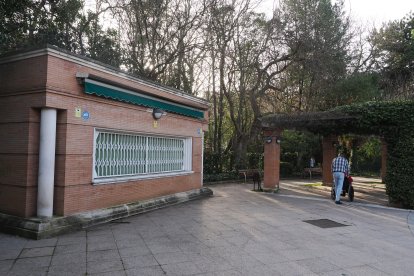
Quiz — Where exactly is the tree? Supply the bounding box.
[326,72,380,106]
[369,13,414,99]
[204,1,245,172]
[0,0,122,66]
[205,0,294,170]
[276,0,351,111]
[111,0,207,91]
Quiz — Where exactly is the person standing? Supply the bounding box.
[331,152,349,204]
[310,156,315,168]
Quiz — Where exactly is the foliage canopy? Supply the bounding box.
[339,101,414,208]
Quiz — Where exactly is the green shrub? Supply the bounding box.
[352,137,381,175]
[281,130,321,173]
[247,153,264,170]
[280,162,294,177]
[203,171,238,183]
[203,151,233,174]
[383,132,414,208]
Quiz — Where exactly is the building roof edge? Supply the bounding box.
[0,45,209,108]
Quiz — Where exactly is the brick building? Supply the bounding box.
[0,46,210,238]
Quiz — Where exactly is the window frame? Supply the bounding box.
[92,128,193,185]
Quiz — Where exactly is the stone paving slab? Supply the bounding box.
[50,251,86,266]
[280,176,388,206]
[0,188,213,240]
[19,247,54,258]
[0,182,413,275]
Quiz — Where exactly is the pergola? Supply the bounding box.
[259,110,387,191]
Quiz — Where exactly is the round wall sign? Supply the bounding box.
[82,111,90,121]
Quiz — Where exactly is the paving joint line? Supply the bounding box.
[109,225,128,275]
[407,210,414,238]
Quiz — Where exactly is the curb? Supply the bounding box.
[0,187,213,239]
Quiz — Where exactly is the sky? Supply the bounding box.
[258,0,413,28]
[341,0,413,27]
[85,0,413,28]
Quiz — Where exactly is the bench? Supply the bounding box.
[303,167,322,179]
[238,169,257,183]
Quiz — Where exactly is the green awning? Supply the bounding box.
[84,79,204,119]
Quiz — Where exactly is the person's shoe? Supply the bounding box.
[335,201,342,205]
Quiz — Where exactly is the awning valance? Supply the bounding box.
[83,79,204,119]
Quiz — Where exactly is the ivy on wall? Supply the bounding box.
[334,101,414,208]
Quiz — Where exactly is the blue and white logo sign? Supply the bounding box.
[82,111,90,121]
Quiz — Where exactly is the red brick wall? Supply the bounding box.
[263,129,281,190]
[322,135,337,186]
[0,50,208,218]
[56,174,202,215]
[45,54,207,110]
[0,90,43,217]
[0,54,46,217]
[47,96,206,215]
[0,55,47,95]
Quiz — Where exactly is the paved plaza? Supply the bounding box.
[1,182,413,275]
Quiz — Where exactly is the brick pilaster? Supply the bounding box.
[263,129,282,191]
[322,134,337,186]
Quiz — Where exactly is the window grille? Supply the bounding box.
[93,130,191,181]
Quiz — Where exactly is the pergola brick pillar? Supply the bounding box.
[381,138,387,183]
[322,134,337,186]
[263,129,282,191]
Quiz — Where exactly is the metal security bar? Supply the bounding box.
[94,130,189,179]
